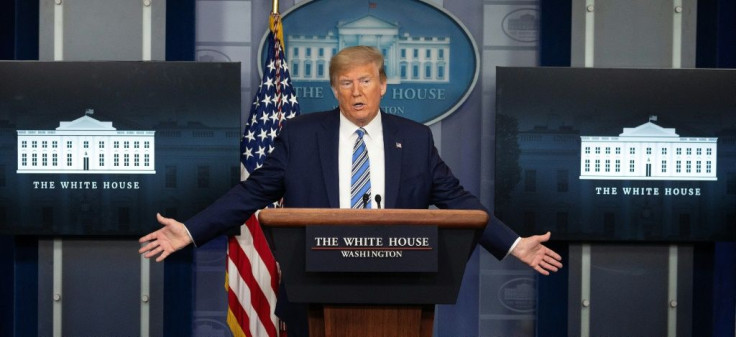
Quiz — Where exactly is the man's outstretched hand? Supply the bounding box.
[511,232,563,275]
[138,213,193,262]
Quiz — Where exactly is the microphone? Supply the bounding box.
[374,194,382,209]
[362,193,370,208]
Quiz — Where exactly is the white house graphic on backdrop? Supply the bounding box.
[17,110,156,174]
[579,117,717,181]
[287,15,451,84]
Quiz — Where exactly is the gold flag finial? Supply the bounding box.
[272,0,279,14]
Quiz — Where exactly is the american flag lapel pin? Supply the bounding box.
[396,142,402,149]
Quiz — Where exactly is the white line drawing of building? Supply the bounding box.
[16,110,156,174]
[287,15,450,84]
[580,117,717,181]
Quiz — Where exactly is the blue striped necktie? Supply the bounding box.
[351,128,371,209]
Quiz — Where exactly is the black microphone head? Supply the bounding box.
[375,194,382,203]
[362,193,370,204]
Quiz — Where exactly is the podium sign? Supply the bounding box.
[306,225,438,272]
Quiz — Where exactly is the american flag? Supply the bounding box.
[226,13,299,337]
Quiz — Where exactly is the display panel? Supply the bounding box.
[0,62,241,236]
[495,67,736,242]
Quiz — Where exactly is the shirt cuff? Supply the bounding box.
[183,224,197,248]
[505,237,521,259]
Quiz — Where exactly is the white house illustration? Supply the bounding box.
[287,15,450,84]
[579,118,717,181]
[17,111,156,174]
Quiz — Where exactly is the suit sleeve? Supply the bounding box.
[184,123,292,247]
[422,127,519,260]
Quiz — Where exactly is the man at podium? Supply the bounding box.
[139,46,562,335]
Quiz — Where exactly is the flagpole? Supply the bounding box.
[270,0,284,51]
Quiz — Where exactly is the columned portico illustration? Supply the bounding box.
[288,15,451,85]
[580,119,717,181]
[17,111,156,174]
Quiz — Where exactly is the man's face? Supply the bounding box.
[332,62,387,127]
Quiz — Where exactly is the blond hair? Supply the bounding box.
[329,46,387,87]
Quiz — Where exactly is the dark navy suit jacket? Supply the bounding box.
[186,109,519,259]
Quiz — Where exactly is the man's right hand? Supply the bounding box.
[138,213,193,262]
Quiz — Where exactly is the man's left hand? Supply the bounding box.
[511,232,563,275]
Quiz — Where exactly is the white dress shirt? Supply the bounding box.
[338,112,385,209]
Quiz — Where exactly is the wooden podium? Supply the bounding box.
[259,208,487,337]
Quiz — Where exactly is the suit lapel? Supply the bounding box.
[318,109,341,208]
[382,113,403,209]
